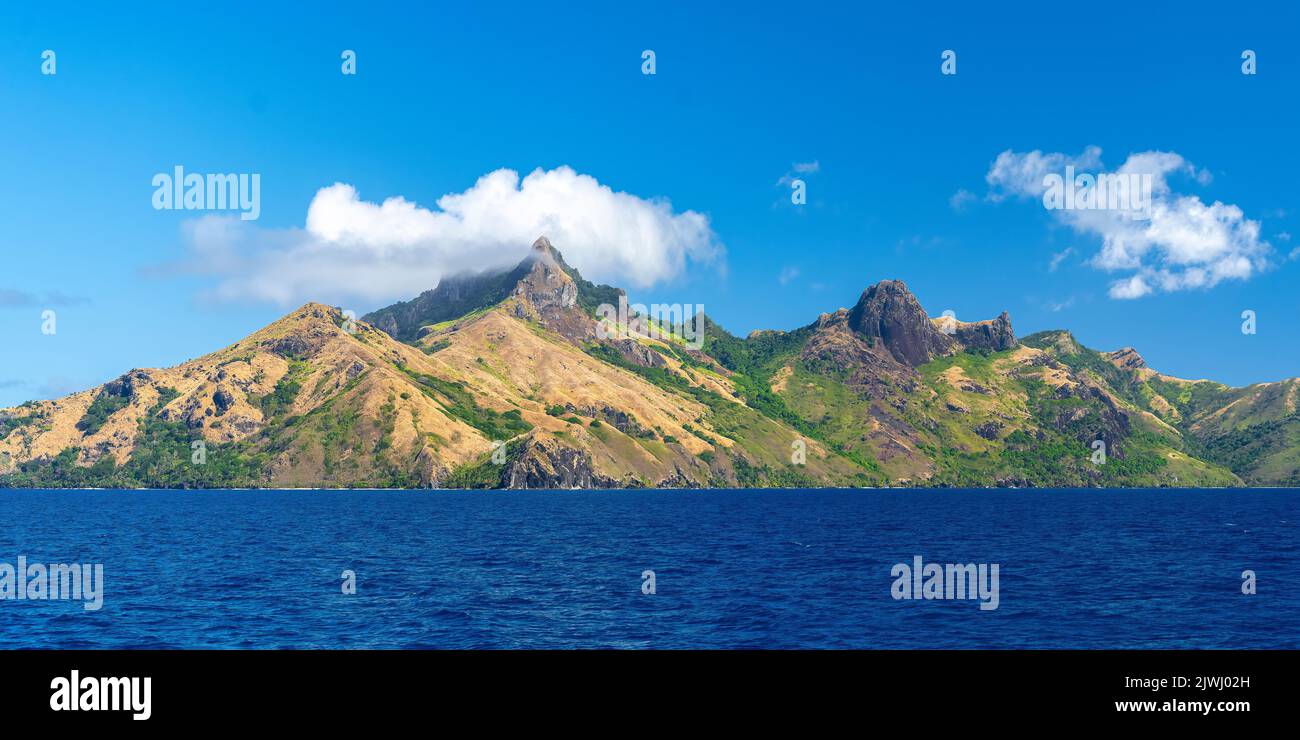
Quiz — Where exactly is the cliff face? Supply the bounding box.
[847,280,956,367]
[1,237,1286,489]
[953,312,1016,353]
[363,236,616,344]
[843,280,1017,367]
[362,262,531,342]
[504,237,598,344]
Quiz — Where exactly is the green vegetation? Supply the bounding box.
[398,366,532,440]
[3,388,268,488]
[256,360,310,419]
[0,414,35,440]
[443,439,522,488]
[4,267,1277,489]
[585,337,881,480]
[76,390,131,435]
[731,453,821,488]
[422,338,452,354]
[1191,415,1300,484]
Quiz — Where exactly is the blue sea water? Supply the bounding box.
[0,488,1297,649]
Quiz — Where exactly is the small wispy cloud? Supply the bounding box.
[0,289,36,308]
[894,235,947,252]
[0,289,91,310]
[36,377,80,399]
[1049,248,1075,272]
[776,160,819,187]
[949,188,976,211]
[1047,297,1076,312]
[44,291,92,307]
[778,266,800,285]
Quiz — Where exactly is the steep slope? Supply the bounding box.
[755,289,1236,487]
[362,237,621,342]
[1023,330,1299,485]
[0,304,502,487]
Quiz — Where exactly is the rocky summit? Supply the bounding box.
[2,237,1295,489]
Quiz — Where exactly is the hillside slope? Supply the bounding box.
[1,236,1286,489]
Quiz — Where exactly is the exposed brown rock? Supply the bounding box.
[1108,347,1147,371]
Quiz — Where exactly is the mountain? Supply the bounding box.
[361,237,622,342]
[1,236,1293,489]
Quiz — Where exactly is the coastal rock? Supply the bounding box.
[503,434,618,489]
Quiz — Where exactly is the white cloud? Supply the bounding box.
[949,188,976,211]
[776,160,819,187]
[986,147,1272,299]
[986,146,1103,202]
[778,266,800,285]
[1047,296,1076,312]
[1048,247,1074,272]
[1108,275,1152,299]
[169,167,724,306]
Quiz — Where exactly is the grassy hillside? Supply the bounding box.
[1,241,1289,489]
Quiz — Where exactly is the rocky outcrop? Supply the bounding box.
[953,312,1016,352]
[503,434,619,489]
[1048,377,1133,458]
[802,308,915,397]
[1108,347,1146,371]
[212,389,235,415]
[611,338,668,369]
[514,238,578,309]
[365,236,621,345]
[847,280,957,367]
[507,238,599,343]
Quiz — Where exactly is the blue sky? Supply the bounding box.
[1,1,1297,407]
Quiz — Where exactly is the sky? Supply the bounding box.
[1,1,1297,407]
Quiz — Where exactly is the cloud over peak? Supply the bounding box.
[175,166,724,306]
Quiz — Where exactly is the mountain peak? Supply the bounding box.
[842,279,1016,366]
[847,279,955,366]
[526,235,564,271]
[1022,329,1082,356]
[508,239,587,339]
[1107,347,1147,371]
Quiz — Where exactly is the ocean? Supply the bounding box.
[1,488,1297,649]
